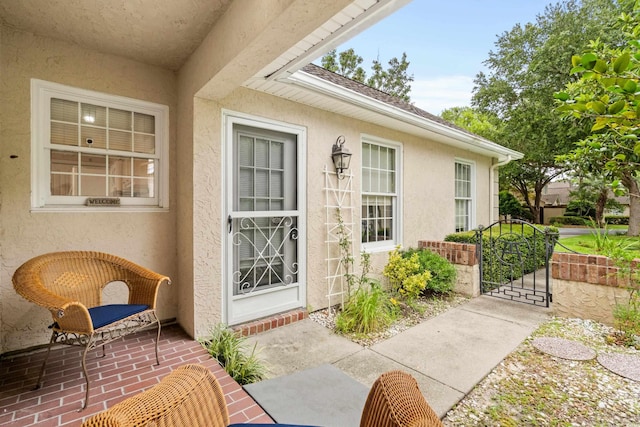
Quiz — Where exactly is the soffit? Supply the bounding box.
[0,0,232,71]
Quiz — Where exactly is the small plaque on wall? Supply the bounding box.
[86,198,121,206]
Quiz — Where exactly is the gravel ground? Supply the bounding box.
[310,298,640,426]
[444,317,640,426]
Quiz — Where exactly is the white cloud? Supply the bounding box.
[409,75,475,116]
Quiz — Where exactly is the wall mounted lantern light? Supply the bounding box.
[331,135,352,179]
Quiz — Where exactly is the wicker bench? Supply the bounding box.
[12,251,171,409]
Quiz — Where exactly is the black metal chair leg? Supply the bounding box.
[34,331,56,390]
[154,314,161,366]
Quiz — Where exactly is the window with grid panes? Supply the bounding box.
[455,161,474,232]
[361,140,400,249]
[31,80,169,209]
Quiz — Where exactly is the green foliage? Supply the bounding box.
[555,2,640,236]
[320,48,414,102]
[565,199,596,218]
[605,215,630,225]
[474,0,623,223]
[383,247,431,301]
[335,282,398,335]
[606,244,640,347]
[549,215,588,226]
[440,107,504,141]
[200,324,267,385]
[401,248,456,294]
[498,191,528,219]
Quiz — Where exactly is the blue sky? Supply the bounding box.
[332,0,554,114]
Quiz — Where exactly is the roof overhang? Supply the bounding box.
[245,68,523,162]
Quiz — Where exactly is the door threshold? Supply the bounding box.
[233,308,308,337]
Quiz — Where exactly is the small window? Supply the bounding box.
[31,80,169,210]
[361,138,401,250]
[455,160,475,232]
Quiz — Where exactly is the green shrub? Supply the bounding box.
[200,324,267,385]
[383,247,430,301]
[605,215,629,225]
[549,216,588,226]
[335,282,398,334]
[402,248,456,294]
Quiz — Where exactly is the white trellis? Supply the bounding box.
[323,165,354,310]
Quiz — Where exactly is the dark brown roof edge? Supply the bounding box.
[301,63,479,138]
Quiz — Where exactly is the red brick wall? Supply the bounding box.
[551,252,637,287]
[418,241,477,266]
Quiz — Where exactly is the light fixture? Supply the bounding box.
[331,135,352,179]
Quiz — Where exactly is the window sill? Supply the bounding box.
[31,206,169,213]
[361,243,397,254]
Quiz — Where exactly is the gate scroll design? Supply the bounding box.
[476,219,558,307]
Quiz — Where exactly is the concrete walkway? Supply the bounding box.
[245,296,551,423]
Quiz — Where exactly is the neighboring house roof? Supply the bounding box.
[257,64,523,162]
[541,181,631,207]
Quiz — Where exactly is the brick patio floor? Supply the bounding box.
[0,323,274,426]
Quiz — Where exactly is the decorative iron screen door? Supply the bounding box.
[226,123,303,325]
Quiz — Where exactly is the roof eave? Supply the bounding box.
[285,69,524,162]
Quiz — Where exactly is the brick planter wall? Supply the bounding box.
[551,252,635,325]
[418,241,480,297]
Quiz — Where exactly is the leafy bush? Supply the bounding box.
[549,216,588,226]
[335,282,398,334]
[565,199,596,218]
[605,215,629,225]
[499,191,527,218]
[200,324,267,385]
[383,247,430,301]
[402,248,456,294]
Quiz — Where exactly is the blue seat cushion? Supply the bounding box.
[88,304,149,329]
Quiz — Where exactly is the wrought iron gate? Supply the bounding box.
[476,219,557,307]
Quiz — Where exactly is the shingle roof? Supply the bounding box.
[301,63,479,139]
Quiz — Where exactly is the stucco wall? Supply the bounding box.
[183,87,498,336]
[0,26,178,354]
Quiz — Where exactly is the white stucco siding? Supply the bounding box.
[185,87,498,334]
[0,26,178,353]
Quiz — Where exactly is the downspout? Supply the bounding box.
[490,155,512,223]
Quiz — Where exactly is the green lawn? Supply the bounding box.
[556,233,640,259]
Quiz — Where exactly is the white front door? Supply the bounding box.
[225,116,305,325]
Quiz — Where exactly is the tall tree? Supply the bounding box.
[555,1,640,235]
[472,0,622,223]
[440,106,503,141]
[321,49,414,102]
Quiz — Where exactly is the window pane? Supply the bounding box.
[81,154,106,174]
[110,109,131,130]
[51,122,78,146]
[362,143,371,168]
[132,178,153,197]
[239,135,254,166]
[109,130,132,151]
[109,156,131,176]
[51,173,77,196]
[80,175,106,196]
[240,168,254,197]
[51,150,77,172]
[255,139,269,168]
[270,142,283,169]
[134,133,155,154]
[81,104,106,126]
[133,158,153,177]
[81,126,106,149]
[51,98,77,122]
[134,112,155,133]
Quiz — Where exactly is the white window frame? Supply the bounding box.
[454,159,476,232]
[361,135,403,252]
[30,79,169,211]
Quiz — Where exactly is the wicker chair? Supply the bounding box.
[12,251,171,410]
[359,370,444,427]
[81,364,229,427]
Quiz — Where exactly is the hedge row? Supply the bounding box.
[605,215,629,225]
[549,216,588,226]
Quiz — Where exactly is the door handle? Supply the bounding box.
[228,215,232,234]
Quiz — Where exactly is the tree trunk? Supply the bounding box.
[622,174,639,237]
[595,188,608,228]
